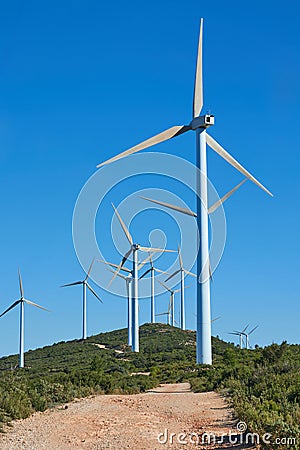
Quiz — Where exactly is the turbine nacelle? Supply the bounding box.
[190,114,215,130]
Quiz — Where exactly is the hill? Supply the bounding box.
[0,323,299,449]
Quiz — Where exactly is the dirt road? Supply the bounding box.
[0,383,255,449]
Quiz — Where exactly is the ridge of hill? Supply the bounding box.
[0,323,299,449]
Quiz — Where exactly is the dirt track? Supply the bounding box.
[0,383,255,449]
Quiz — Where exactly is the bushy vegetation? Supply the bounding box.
[0,324,299,449]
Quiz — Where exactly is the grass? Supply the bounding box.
[0,323,299,449]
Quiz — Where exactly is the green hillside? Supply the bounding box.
[0,324,299,449]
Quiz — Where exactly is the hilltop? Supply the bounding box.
[0,324,300,448]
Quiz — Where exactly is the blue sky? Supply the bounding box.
[0,0,299,357]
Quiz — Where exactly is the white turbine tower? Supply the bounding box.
[139,253,168,323]
[109,203,174,352]
[61,259,103,340]
[164,245,196,330]
[0,270,49,368]
[96,20,272,364]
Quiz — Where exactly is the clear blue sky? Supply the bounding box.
[0,0,299,357]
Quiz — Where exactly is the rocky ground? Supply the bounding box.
[0,383,256,449]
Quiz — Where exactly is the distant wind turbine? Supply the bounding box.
[99,253,154,346]
[61,258,103,340]
[155,305,172,326]
[229,330,245,349]
[0,270,49,368]
[109,203,174,352]
[106,268,133,346]
[164,245,196,331]
[158,280,189,327]
[229,324,258,349]
[139,253,168,324]
[242,325,259,349]
[96,19,272,365]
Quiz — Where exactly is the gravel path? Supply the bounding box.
[0,383,255,449]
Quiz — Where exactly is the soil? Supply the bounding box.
[0,383,256,449]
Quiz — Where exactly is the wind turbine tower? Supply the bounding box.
[61,259,103,340]
[96,20,272,364]
[0,270,49,368]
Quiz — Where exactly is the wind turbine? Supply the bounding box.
[158,280,189,327]
[155,304,172,325]
[109,203,174,352]
[229,324,258,349]
[96,20,272,364]
[139,253,168,323]
[242,325,258,349]
[164,245,196,331]
[0,270,49,368]
[107,268,133,346]
[99,253,153,346]
[229,330,245,349]
[61,259,103,340]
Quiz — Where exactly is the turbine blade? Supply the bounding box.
[18,269,24,298]
[158,280,172,293]
[183,269,197,277]
[248,325,258,335]
[96,126,190,168]
[209,261,213,282]
[24,299,50,312]
[177,244,183,269]
[107,248,133,288]
[206,134,273,197]
[242,324,250,333]
[154,268,169,275]
[107,268,128,280]
[165,269,181,283]
[60,281,83,287]
[139,246,175,253]
[167,296,172,314]
[137,252,153,270]
[86,282,103,303]
[208,179,248,214]
[193,18,204,118]
[121,248,133,267]
[155,312,168,317]
[139,268,152,280]
[85,257,95,281]
[211,316,221,323]
[140,196,196,217]
[112,203,133,245]
[97,259,131,273]
[0,300,21,318]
